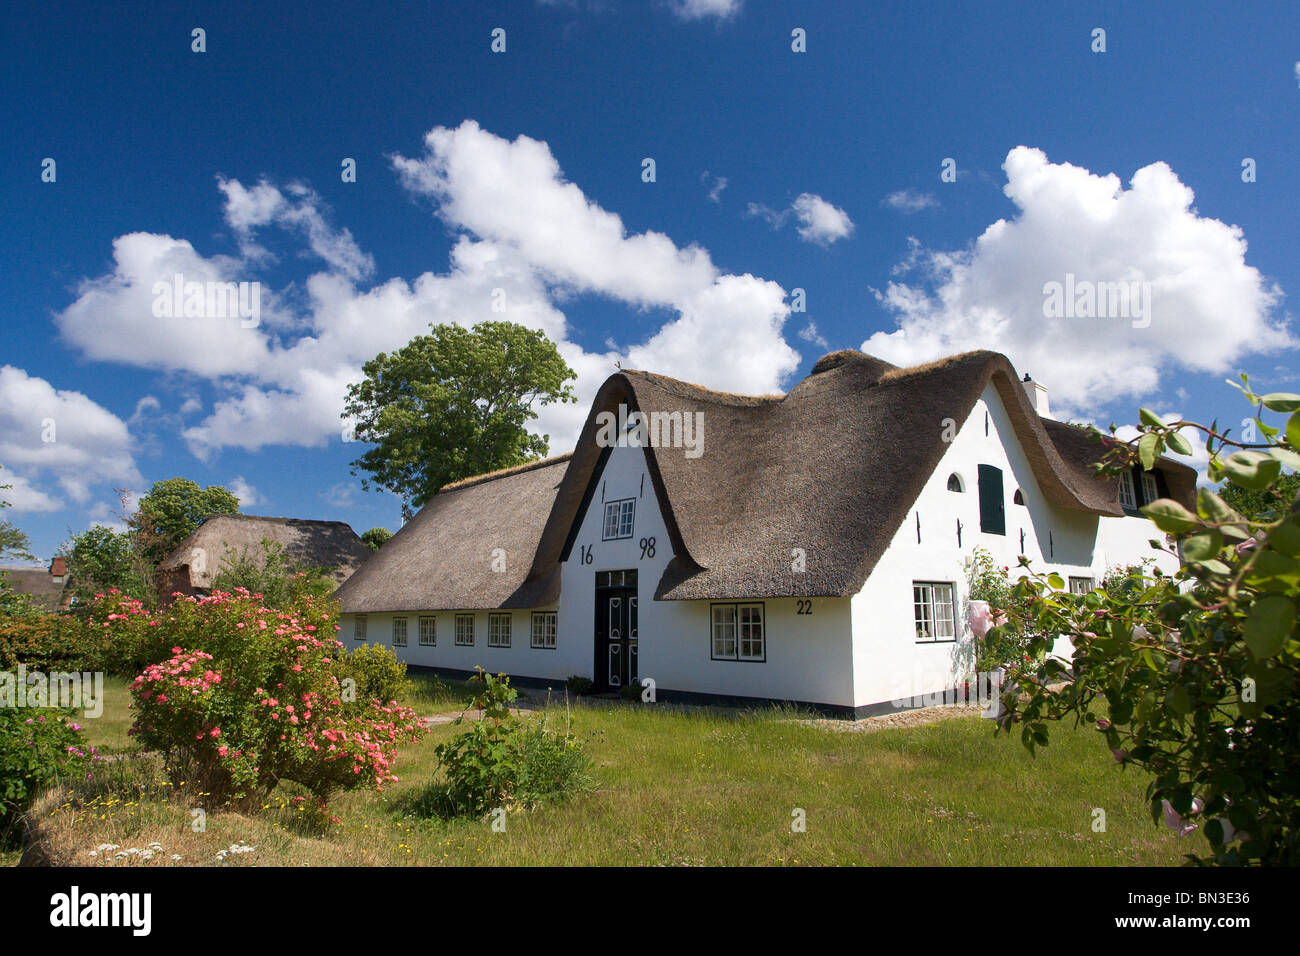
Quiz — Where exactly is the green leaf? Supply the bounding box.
[1270,446,1300,470]
[1139,407,1165,428]
[1138,432,1159,471]
[1288,411,1300,452]
[1260,393,1300,413]
[1166,431,1193,456]
[1141,498,1201,534]
[1197,488,1240,524]
[1220,451,1282,491]
[1266,518,1300,558]
[1047,572,1064,590]
[1181,530,1223,563]
[1243,595,1296,659]
[1169,685,1191,716]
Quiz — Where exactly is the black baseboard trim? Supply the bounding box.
[405,664,988,721]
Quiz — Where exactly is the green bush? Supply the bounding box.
[432,669,590,817]
[0,614,107,673]
[618,681,643,701]
[991,377,1300,865]
[566,675,594,696]
[337,643,410,716]
[102,587,423,809]
[210,538,337,610]
[0,708,100,847]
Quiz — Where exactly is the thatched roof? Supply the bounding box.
[0,567,66,611]
[337,349,1198,612]
[334,456,571,612]
[160,514,373,591]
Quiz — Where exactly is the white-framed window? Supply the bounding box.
[455,613,475,646]
[1068,576,1095,595]
[1119,470,1137,509]
[913,582,956,643]
[353,614,367,641]
[602,499,636,540]
[531,611,557,649]
[1140,471,1159,505]
[488,612,512,648]
[392,617,407,647]
[419,615,436,646]
[710,603,765,661]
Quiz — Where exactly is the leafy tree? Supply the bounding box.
[0,522,34,563]
[361,527,393,551]
[0,465,35,563]
[987,375,1300,865]
[132,478,241,563]
[64,525,155,611]
[210,539,336,609]
[1219,472,1300,522]
[343,321,576,510]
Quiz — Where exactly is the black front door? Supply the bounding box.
[594,570,638,691]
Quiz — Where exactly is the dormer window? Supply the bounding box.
[1013,489,1025,505]
[946,473,964,493]
[603,499,635,540]
[1140,472,1159,505]
[1119,470,1137,510]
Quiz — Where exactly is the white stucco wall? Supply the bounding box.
[849,382,1178,710]
[560,443,856,707]
[339,606,571,684]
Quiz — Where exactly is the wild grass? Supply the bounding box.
[25,681,1190,866]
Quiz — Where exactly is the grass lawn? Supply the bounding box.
[20,676,1194,867]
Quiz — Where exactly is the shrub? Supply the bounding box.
[210,539,337,610]
[90,589,168,675]
[337,643,410,716]
[433,669,590,816]
[618,681,643,701]
[0,614,108,673]
[566,675,594,696]
[100,587,423,809]
[0,708,100,847]
[990,378,1300,865]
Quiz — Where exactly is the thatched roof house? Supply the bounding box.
[1,558,70,612]
[335,348,1197,716]
[340,349,1194,613]
[159,514,373,597]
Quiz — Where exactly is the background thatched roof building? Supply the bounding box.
[0,558,70,611]
[334,456,571,612]
[159,514,373,597]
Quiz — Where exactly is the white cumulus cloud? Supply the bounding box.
[863,147,1293,415]
[0,366,141,510]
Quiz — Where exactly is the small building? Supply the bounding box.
[335,349,1196,717]
[0,557,71,612]
[158,514,373,599]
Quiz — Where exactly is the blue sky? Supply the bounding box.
[3,0,1298,561]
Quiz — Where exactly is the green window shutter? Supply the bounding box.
[978,464,1006,535]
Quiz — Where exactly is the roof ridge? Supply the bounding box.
[439,453,574,493]
[200,514,353,526]
[621,369,784,405]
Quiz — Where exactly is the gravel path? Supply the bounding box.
[800,703,987,733]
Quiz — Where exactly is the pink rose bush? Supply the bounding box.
[98,588,423,808]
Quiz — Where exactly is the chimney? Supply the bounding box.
[48,556,67,582]
[1021,373,1051,419]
